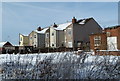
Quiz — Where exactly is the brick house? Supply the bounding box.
[90,25,120,51]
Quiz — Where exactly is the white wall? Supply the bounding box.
[107,36,118,50]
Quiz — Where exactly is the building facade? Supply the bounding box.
[19,34,29,46]
[90,25,120,51]
[64,17,102,50]
[45,17,102,50]
[45,22,72,48]
[29,27,48,48]
[0,41,13,53]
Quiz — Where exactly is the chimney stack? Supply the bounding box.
[37,26,42,31]
[72,17,77,23]
[53,23,57,27]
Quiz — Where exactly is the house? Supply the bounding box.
[90,25,120,51]
[29,27,48,48]
[104,25,120,50]
[65,17,102,50]
[45,17,102,50]
[0,41,13,54]
[45,22,72,48]
[89,33,107,50]
[19,34,29,46]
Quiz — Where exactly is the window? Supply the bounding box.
[68,29,72,35]
[52,33,54,36]
[46,33,49,38]
[21,37,22,41]
[30,37,32,39]
[34,35,36,38]
[94,36,101,46]
[106,32,111,37]
[52,44,54,46]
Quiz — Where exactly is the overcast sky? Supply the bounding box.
[2,2,118,45]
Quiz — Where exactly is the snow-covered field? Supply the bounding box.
[0,52,120,79]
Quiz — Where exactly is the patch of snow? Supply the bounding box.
[34,27,49,34]
[79,19,86,24]
[54,22,72,30]
[0,42,7,47]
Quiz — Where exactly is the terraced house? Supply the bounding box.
[19,34,29,46]
[45,17,102,50]
[29,27,48,48]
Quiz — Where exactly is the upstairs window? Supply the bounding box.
[106,32,111,37]
[68,29,72,35]
[46,33,49,38]
[94,36,101,46]
[34,35,36,38]
[21,37,22,41]
[52,33,54,36]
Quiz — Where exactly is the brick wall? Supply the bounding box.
[105,27,120,50]
[90,33,107,50]
[95,50,120,56]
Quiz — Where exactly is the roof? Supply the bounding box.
[105,25,120,30]
[20,34,28,36]
[0,42,7,47]
[77,18,93,25]
[34,27,49,34]
[54,22,72,30]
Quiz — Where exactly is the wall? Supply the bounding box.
[73,18,102,49]
[29,31,38,47]
[90,33,107,50]
[64,24,73,48]
[49,27,56,48]
[19,34,29,46]
[56,30,65,47]
[105,27,120,50]
[45,29,50,47]
[95,50,120,56]
[37,34,45,48]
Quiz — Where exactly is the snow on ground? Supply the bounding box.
[0,52,119,68]
[0,52,120,79]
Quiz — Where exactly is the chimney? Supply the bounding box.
[72,17,77,23]
[37,26,42,31]
[53,23,57,27]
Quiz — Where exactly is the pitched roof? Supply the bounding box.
[0,42,8,47]
[20,34,28,36]
[51,18,93,30]
[77,18,93,25]
[34,27,49,34]
[0,42,13,47]
[53,22,72,30]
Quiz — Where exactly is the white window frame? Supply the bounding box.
[46,33,49,38]
[94,36,101,46]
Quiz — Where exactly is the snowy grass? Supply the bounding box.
[0,52,120,79]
